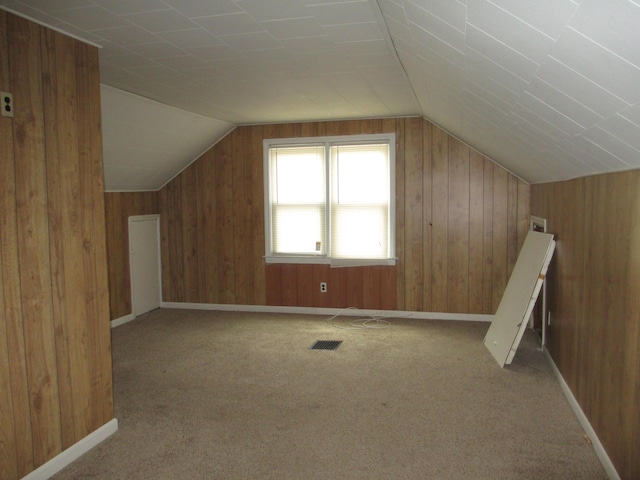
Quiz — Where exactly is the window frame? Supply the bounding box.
[263,133,396,266]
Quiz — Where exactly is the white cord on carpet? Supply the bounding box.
[325,307,393,330]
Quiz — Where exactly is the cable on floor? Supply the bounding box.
[325,306,393,330]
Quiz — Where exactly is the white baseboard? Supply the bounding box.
[160,302,494,322]
[21,418,118,480]
[543,348,620,480]
[111,313,135,328]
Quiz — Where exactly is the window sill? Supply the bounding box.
[264,256,397,267]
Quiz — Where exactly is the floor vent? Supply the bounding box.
[311,340,342,351]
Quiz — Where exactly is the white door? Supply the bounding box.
[484,231,555,367]
[129,215,161,316]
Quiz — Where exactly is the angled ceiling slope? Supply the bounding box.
[2,0,640,189]
[101,85,233,191]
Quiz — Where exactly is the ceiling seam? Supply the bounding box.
[371,0,423,118]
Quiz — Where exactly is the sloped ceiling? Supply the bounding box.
[2,0,640,191]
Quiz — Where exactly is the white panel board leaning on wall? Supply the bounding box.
[484,230,556,367]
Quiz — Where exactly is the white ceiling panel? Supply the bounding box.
[467,0,554,63]
[549,27,640,105]
[525,77,603,129]
[406,0,466,32]
[516,92,585,137]
[534,57,630,118]
[93,0,169,16]
[404,2,465,52]
[2,0,639,190]
[487,0,578,40]
[465,25,539,81]
[568,0,640,68]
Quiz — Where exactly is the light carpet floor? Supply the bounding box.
[53,308,607,479]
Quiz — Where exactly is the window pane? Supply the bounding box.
[272,204,325,254]
[331,144,389,204]
[271,146,324,203]
[331,205,388,259]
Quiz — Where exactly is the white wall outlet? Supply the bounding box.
[320,282,327,293]
[1,91,14,118]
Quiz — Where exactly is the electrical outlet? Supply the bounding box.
[320,282,327,293]
[1,91,14,118]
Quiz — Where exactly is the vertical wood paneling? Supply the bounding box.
[492,167,509,310]
[1,12,32,477]
[532,172,640,480]
[41,28,77,449]
[422,122,433,311]
[232,129,248,304]
[0,18,19,474]
[265,264,282,306]
[482,159,494,313]
[201,151,218,303]
[468,151,484,313]
[249,125,265,305]
[431,126,449,312]
[194,160,208,301]
[0,13,113,479]
[296,264,313,306]
[79,38,113,427]
[506,175,519,276]
[11,16,62,466]
[159,117,528,317]
[363,266,381,310]
[217,133,235,304]
[394,118,406,311]
[447,136,470,313]
[181,167,198,303]
[346,267,364,308]
[404,117,424,311]
[281,265,297,306]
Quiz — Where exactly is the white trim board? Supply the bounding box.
[160,302,494,322]
[544,348,620,480]
[21,418,118,480]
[111,313,135,328]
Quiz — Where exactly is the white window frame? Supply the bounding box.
[263,133,396,266]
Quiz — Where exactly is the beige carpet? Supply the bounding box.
[54,308,607,479]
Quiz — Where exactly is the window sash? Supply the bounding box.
[264,134,396,265]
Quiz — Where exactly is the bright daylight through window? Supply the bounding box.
[264,134,396,266]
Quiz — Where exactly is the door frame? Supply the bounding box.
[128,214,162,316]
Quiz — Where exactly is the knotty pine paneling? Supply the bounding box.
[532,171,640,480]
[160,118,529,314]
[104,192,158,320]
[0,12,113,479]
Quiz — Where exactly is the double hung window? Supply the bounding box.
[264,134,395,266]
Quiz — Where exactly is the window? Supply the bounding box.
[264,134,396,266]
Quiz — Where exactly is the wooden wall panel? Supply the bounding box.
[0,10,31,479]
[447,136,470,313]
[404,117,424,311]
[104,192,158,320]
[159,117,529,315]
[532,171,640,480]
[11,16,62,466]
[0,13,113,479]
[431,126,449,312]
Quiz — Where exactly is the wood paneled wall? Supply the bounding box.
[104,192,158,320]
[532,172,640,480]
[159,117,529,314]
[0,12,113,479]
